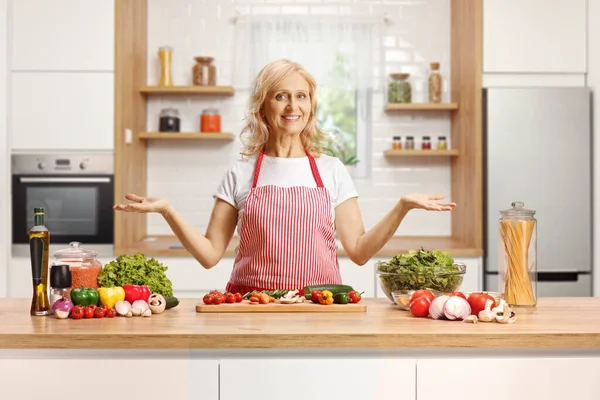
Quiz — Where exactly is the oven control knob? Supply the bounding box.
[79,161,88,170]
[37,162,45,170]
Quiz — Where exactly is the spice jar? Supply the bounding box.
[421,136,432,150]
[392,136,402,150]
[158,46,173,87]
[405,136,415,150]
[428,62,442,103]
[159,108,181,132]
[193,56,217,86]
[498,202,537,307]
[49,264,72,312]
[53,242,103,289]
[388,73,412,103]
[200,109,221,132]
[437,136,448,150]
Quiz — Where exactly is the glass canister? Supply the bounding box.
[159,108,181,132]
[53,242,103,289]
[158,46,173,86]
[428,62,442,103]
[388,73,412,103]
[200,109,221,132]
[498,201,537,307]
[193,56,217,86]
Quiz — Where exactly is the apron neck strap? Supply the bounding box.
[252,148,325,189]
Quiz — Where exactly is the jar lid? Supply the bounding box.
[390,72,410,80]
[34,207,44,213]
[423,136,431,140]
[50,264,72,288]
[393,136,401,140]
[160,107,179,115]
[430,62,440,70]
[202,108,220,114]
[500,201,536,218]
[438,136,446,140]
[406,136,414,140]
[53,242,98,259]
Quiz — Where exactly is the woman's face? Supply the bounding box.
[262,71,311,137]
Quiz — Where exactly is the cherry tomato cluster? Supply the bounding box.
[71,304,117,320]
[203,290,243,305]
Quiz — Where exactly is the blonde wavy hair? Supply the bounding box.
[240,59,331,157]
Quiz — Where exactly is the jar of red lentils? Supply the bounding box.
[53,242,103,289]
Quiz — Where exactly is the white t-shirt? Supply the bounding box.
[214,153,359,233]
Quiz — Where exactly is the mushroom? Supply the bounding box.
[478,299,496,322]
[496,303,517,324]
[148,294,167,314]
[463,315,478,324]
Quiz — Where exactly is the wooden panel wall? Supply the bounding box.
[114,0,148,253]
[450,0,483,250]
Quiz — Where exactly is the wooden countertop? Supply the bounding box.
[1,298,599,349]
[116,235,483,258]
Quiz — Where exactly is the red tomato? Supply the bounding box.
[410,297,431,318]
[105,308,117,318]
[234,293,243,303]
[447,292,467,300]
[94,305,107,318]
[225,293,236,303]
[71,305,84,320]
[203,293,215,305]
[467,292,496,316]
[213,294,226,305]
[84,305,97,319]
[410,290,435,304]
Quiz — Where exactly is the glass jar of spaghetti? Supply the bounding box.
[498,202,537,307]
[52,242,103,289]
[200,109,221,133]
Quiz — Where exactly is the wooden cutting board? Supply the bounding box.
[196,300,367,313]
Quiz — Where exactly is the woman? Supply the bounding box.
[114,59,456,294]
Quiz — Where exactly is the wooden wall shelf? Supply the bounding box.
[384,103,458,112]
[384,149,459,157]
[139,85,235,96]
[138,132,234,140]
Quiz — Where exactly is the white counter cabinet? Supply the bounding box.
[220,358,416,400]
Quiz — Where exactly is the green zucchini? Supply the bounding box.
[164,296,179,309]
[303,284,354,299]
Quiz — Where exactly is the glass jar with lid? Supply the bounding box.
[405,136,415,150]
[201,108,221,133]
[159,108,180,132]
[498,201,537,307]
[53,242,103,289]
[193,56,217,86]
[388,73,412,103]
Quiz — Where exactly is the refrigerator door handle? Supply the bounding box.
[537,272,580,282]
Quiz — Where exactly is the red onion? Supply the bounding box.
[443,296,471,320]
[52,298,74,319]
[429,295,449,320]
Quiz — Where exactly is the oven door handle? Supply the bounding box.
[19,177,112,183]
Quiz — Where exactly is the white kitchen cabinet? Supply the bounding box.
[417,358,600,400]
[10,0,114,71]
[483,0,586,73]
[8,257,32,298]
[10,72,114,151]
[338,256,375,297]
[0,355,219,400]
[220,358,416,400]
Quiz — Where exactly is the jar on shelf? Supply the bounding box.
[421,136,432,150]
[392,136,402,150]
[53,242,103,289]
[428,62,442,103]
[193,56,217,86]
[405,136,415,150]
[498,201,537,307]
[388,73,412,103]
[437,135,448,150]
[158,46,173,87]
[159,108,181,132]
[201,109,221,132]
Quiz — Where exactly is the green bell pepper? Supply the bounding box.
[333,292,350,305]
[70,286,99,306]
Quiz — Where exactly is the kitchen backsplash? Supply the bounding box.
[146,0,452,237]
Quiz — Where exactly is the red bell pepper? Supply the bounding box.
[123,284,151,304]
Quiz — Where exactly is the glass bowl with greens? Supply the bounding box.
[376,248,466,303]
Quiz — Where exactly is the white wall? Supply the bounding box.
[0,0,8,297]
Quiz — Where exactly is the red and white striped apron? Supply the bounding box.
[225,149,342,294]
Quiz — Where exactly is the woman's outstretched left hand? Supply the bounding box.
[400,193,457,211]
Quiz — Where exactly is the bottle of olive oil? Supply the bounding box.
[30,207,50,316]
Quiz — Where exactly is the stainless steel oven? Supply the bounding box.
[11,154,114,255]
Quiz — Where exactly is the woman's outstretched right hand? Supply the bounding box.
[113,194,171,215]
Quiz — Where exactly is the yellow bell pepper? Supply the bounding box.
[98,286,125,309]
[319,290,334,305]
